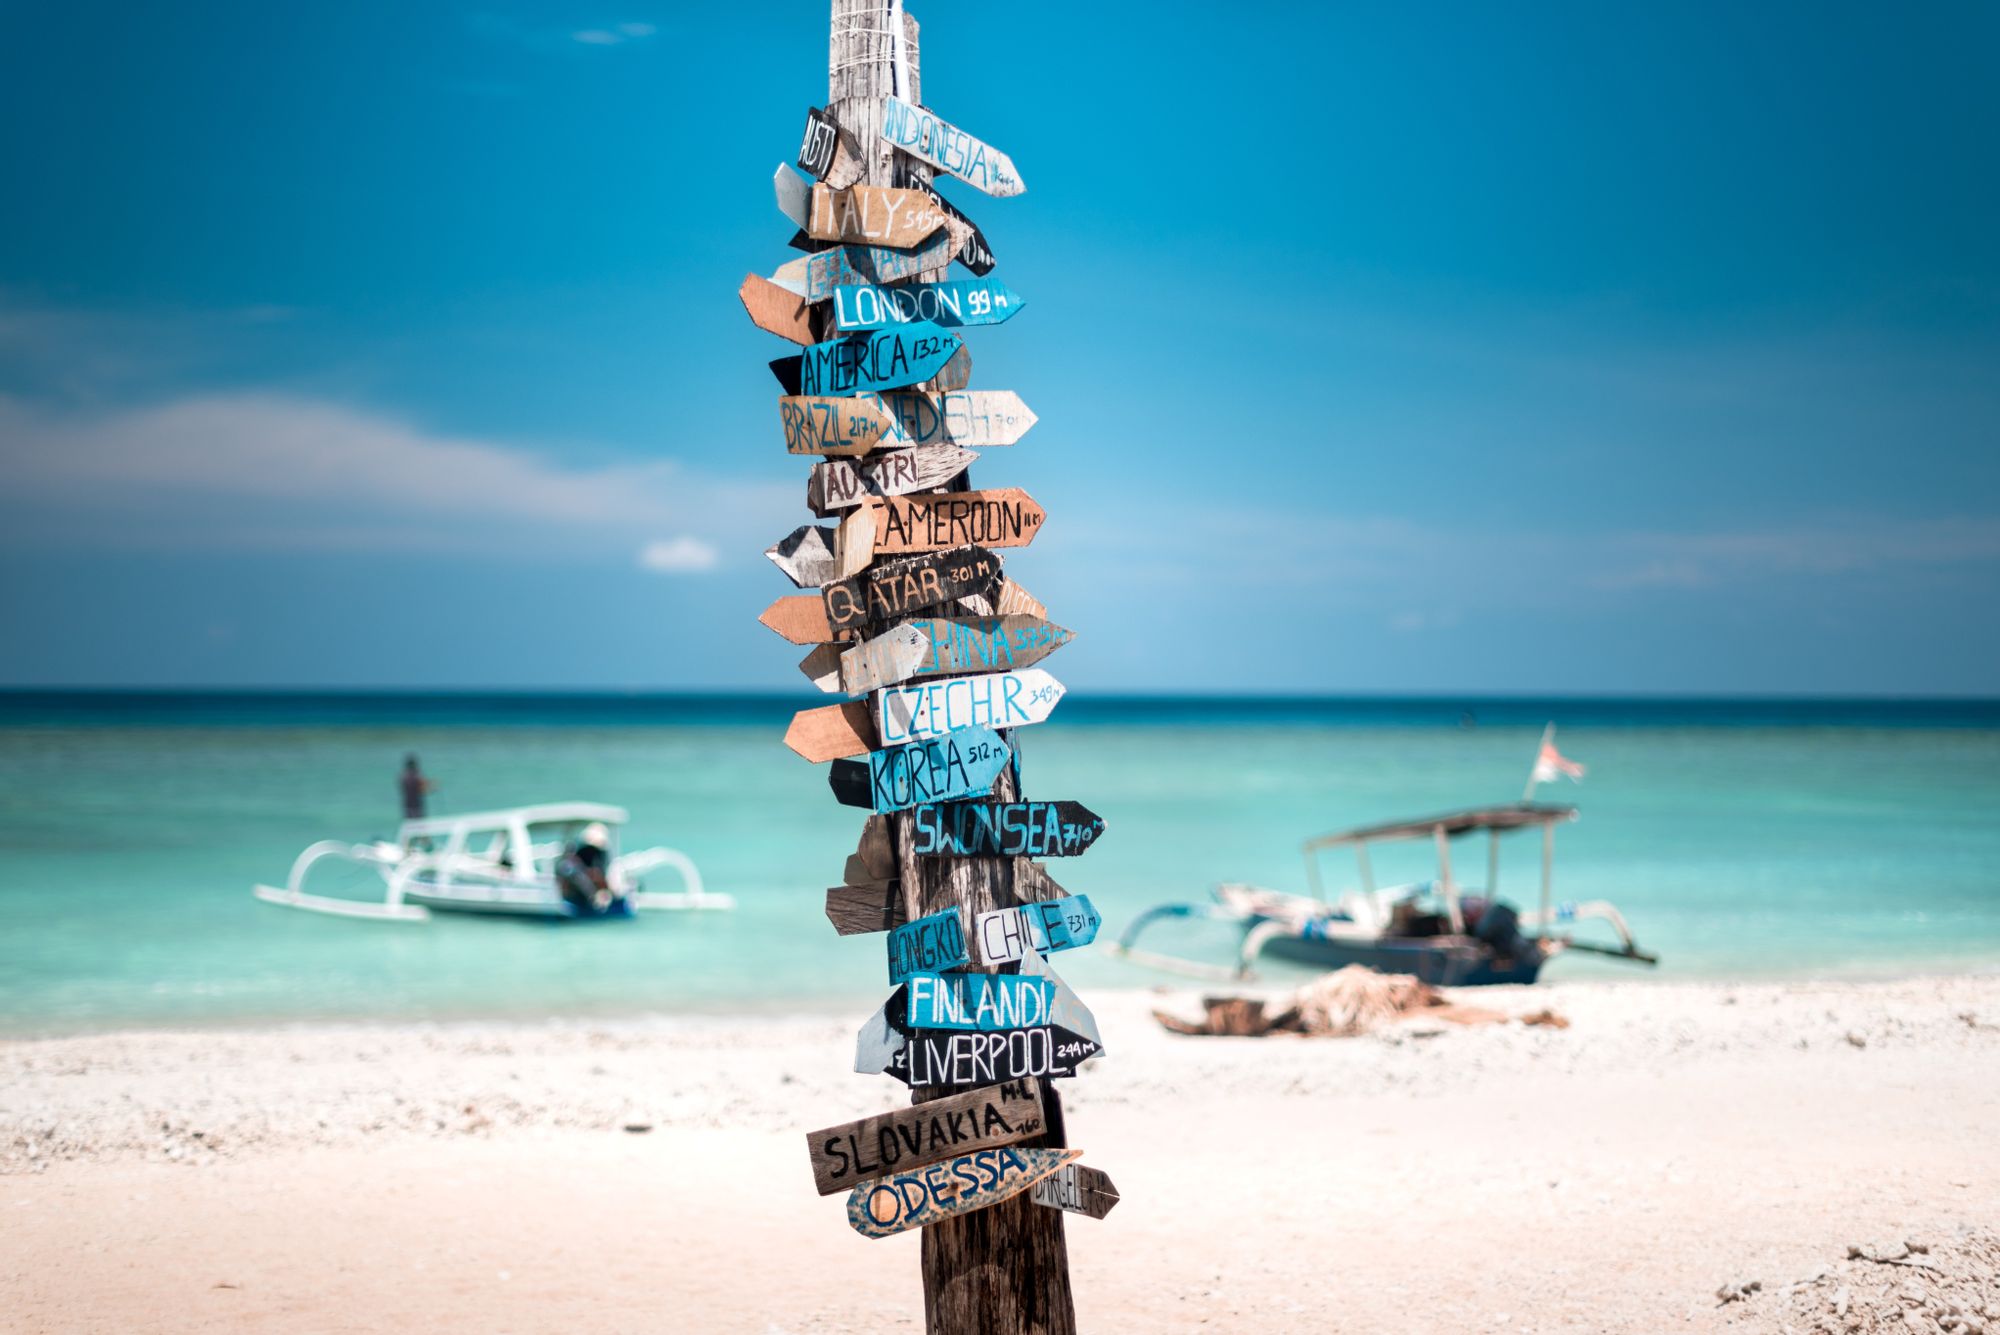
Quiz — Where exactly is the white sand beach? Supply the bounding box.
[3,975,1997,1334]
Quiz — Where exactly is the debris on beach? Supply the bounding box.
[1151,965,1563,1038]
[1715,1228,1997,1332]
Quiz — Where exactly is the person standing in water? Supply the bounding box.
[399,754,435,821]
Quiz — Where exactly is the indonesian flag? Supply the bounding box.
[1533,737,1586,785]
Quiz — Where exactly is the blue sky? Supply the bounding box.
[1,1,1995,694]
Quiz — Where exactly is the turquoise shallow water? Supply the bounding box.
[1,693,1996,1036]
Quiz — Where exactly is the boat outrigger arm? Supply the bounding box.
[1108,803,1658,983]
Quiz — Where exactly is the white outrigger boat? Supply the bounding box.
[253,802,731,922]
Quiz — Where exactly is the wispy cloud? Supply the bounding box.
[467,13,658,54]
[638,536,719,574]
[572,22,655,46]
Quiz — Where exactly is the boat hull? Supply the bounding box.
[1258,933,1545,987]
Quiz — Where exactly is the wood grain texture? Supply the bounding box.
[866,488,1045,555]
[758,594,834,645]
[778,394,895,457]
[821,545,1002,635]
[784,700,876,762]
[804,1077,1044,1196]
[798,642,845,694]
[825,879,904,935]
[739,273,815,345]
[847,1148,1080,1240]
[808,183,948,246]
[1029,1164,1119,1221]
[809,444,979,515]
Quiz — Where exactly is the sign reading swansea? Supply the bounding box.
[800,323,963,396]
[912,801,1106,858]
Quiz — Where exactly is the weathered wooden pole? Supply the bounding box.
[825,5,1078,1332]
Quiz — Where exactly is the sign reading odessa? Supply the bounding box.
[912,800,1106,858]
[832,279,1025,331]
[876,669,1065,746]
[976,895,1103,965]
[881,98,1025,198]
[861,725,1010,815]
[800,323,963,396]
[846,1147,1081,1240]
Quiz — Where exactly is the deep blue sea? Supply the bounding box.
[1,692,1996,1036]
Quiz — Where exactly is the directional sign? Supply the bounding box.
[769,355,802,395]
[758,594,834,645]
[846,1147,1081,1240]
[807,184,948,248]
[821,545,1001,634]
[738,273,814,344]
[772,163,812,228]
[859,725,1010,815]
[765,524,838,589]
[829,758,875,807]
[955,578,1047,620]
[867,488,1045,555]
[797,642,845,694]
[912,801,1106,859]
[800,323,962,396]
[796,106,851,182]
[976,895,1103,965]
[779,395,896,458]
[798,231,955,302]
[881,98,1025,198]
[805,1078,1046,1197]
[888,907,968,985]
[876,669,1066,747]
[785,700,875,763]
[904,172,996,275]
[1031,1164,1120,1221]
[906,970,1058,1031]
[871,390,1038,448]
[808,444,976,514]
[883,1025,1102,1090]
[825,881,903,936]
[840,616,1074,695]
[832,279,1025,331]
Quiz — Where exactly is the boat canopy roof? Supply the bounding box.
[398,802,630,839]
[1303,802,1576,851]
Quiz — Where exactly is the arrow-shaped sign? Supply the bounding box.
[785,700,875,763]
[1030,1164,1120,1221]
[778,394,896,457]
[807,184,949,248]
[903,172,996,276]
[832,279,1025,331]
[805,1078,1046,1198]
[772,163,812,228]
[796,106,851,183]
[758,594,834,645]
[837,725,1011,814]
[808,444,976,514]
[882,1025,1102,1090]
[866,488,1044,555]
[871,390,1038,448]
[887,907,968,985]
[765,524,838,589]
[839,615,1074,696]
[783,231,955,303]
[825,881,903,936]
[881,98,1025,198]
[821,545,1002,634]
[800,323,963,396]
[738,273,814,344]
[876,668,1066,747]
[846,1147,1081,1240]
[912,801,1106,859]
[975,895,1103,965]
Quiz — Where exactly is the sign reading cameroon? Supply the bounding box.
[866,488,1046,555]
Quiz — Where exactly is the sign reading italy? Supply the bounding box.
[864,724,1010,814]
[876,669,1065,747]
[832,279,1025,332]
[880,98,1024,197]
[799,323,963,396]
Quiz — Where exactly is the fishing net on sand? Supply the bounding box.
[1153,965,1518,1037]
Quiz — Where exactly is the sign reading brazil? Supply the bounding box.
[777,395,895,457]
[911,801,1106,858]
[846,1146,1080,1240]
[800,323,963,396]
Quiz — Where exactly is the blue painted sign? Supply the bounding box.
[887,907,968,985]
[832,279,1025,332]
[863,724,1009,814]
[799,230,955,302]
[800,323,963,397]
[846,1146,1081,1239]
[911,800,1105,858]
[906,970,1057,1031]
[880,98,1025,198]
[975,895,1103,965]
[876,669,1065,747]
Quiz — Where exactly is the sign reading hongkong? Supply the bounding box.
[859,725,1010,815]
[804,1078,1046,1197]
[832,279,1025,331]
[975,895,1103,965]
[820,545,1002,634]
[911,801,1106,858]
[800,323,963,396]
[778,395,895,457]
[880,98,1025,198]
[876,668,1065,747]
[845,1147,1080,1240]
[886,907,969,985]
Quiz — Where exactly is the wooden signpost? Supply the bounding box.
[911,801,1107,858]
[847,1147,1082,1241]
[974,895,1103,965]
[833,279,1025,331]
[763,8,1101,1327]
[808,444,978,515]
[877,668,1064,746]
[806,1078,1046,1197]
[880,97,1026,198]
[1030,1165,1119,1221]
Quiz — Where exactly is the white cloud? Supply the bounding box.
[572,23,655,46]
[616,22,656,38]
[638,536,719,574]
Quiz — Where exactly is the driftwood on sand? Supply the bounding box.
[1153,965,1564,1038]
